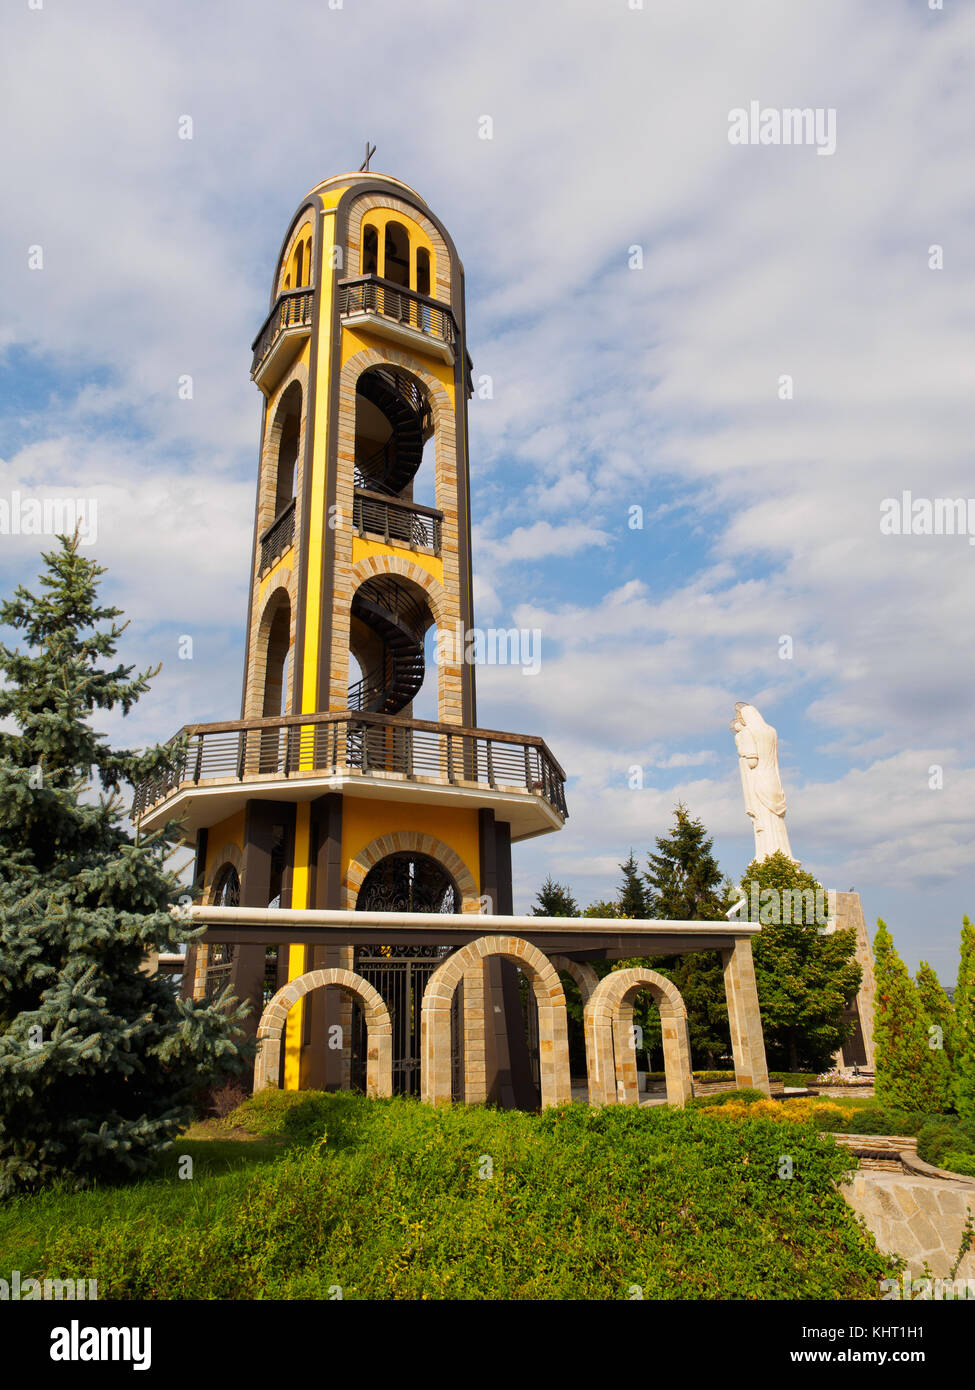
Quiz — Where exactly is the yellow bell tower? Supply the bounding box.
[136,168,567,1102]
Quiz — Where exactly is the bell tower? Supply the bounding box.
[136,169,568,1103]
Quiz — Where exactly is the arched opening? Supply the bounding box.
[383,220,410,287]
[272,381,301,520]
[415,246,431,297]
[262,596,292,720]
[203,864,240,1002]
[348,572,433,724]
[350,851,461,1097]
[363,223,379,277]
[295,241,303,287]
[584,969,693,1108]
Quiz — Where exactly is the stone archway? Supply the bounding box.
[548,955,599,1004]
[420,935,572,1109]
[253,968,393,1097]
[345,829,480,913]
[585,969,693,1109]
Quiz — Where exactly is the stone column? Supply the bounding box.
[721,936,770,1095]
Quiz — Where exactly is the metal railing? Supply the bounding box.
[133,712,568,823]
[251,288,314,377]
[258,499,296,573]
[338,276,457,349]
[353,489,442,554]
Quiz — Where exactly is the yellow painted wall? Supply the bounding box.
[350,535,443,586]
[202,810,246,887]
[341,799,480,899]
[360,208,437,289]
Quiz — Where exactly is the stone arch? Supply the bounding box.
[346,193,451,302]
[253,968,392,1097]
[548,955,599,1004]
[203,843,242,903]
[258,361,308,540]
[349,553,449,634]
[420,936,572,1109]
[345,829,479,913]
[584,969,693,1109]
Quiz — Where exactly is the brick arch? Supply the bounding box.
[341,346,453,445]
[251,583,294,726]
[420,936,572,1109]
[548,955,599,1005]
[584,969,693,1109]
[346,193,452,302]
[253,968,392,1097]
[349,553,449,635]
[203,844,242,904]
[345,830,479,913]
[258,361,308,539]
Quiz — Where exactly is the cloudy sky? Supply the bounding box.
[1,0,972,981]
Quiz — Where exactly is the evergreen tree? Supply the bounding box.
[954,916,975,1126]
[617,851,647,919]
[0,536,251,1195]
[745,852,861,1073]
[531,876,579,917]
[872,919,943,1114]
[645,804,725,920]
[915,960,955,1112]
[645,805,730,1067]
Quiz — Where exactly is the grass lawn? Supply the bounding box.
[0,1091,900,1300]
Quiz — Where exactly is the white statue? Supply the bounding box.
[731,702,794,862]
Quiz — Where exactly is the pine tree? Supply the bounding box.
[915,960,955,1112]
[645,804,725,920]
[644,805,730,1067]
[617,851,647,919]
[531,876,579,917]
[744,852,861,1073]
[0,536,251,1195]
[872,919,943,1114]
[954,916,975,1126]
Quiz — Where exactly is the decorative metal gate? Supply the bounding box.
[350,852,463,1097]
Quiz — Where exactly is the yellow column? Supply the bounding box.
[283,803,312,1087]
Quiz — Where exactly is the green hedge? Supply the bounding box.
[916,1117,975,1173]
[0,1091,898,1300]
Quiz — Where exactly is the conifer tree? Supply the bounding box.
[743,851,861,1072]
[872,919,943,1114]
[531,876,579,917]
[645,805,730,1067]
[0,536,251,1195]
[954,916,975,1126]
[617,851,647,919]
[915,960,955,1112]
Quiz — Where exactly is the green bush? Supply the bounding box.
[942,1151,975,1177]
[0,1092,898,1300]
[916,1118,975,1170]
[686,1089,767,1109]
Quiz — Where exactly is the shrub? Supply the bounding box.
[687,1089,768,1109]
[917,1118,975,1170]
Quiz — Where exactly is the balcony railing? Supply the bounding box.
[251,288,314,379]
[338,276,457,351]
[353,489,442,554]
[258,499,296,573]
[132,711,568,823]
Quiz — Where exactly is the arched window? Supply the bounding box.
[295,241,303,287]
[363,224,379,276]
[262,596,292,720]
[416,247,431,297]
[383,221,410,288]
[272,381,301,519]
[211,864,241,907]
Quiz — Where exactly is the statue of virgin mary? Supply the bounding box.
[731,702,795,862]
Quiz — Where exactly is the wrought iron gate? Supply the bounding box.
[349,946,462,1097]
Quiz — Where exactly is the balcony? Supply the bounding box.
[353,489,442,555]
[251,288,314,393]
[132,711,568,843]
[258,499,296,575]
[338,276,457,364]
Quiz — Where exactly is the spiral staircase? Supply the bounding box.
[350,369,433,715]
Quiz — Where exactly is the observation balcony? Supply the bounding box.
[258,499,296,575]
[353,489,442,556]
[251,288,314,394]
[132,711,568,843]
[338,276,457,365]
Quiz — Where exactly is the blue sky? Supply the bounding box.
[1,0,973,983]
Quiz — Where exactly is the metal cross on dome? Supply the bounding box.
[359,142,377,172]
